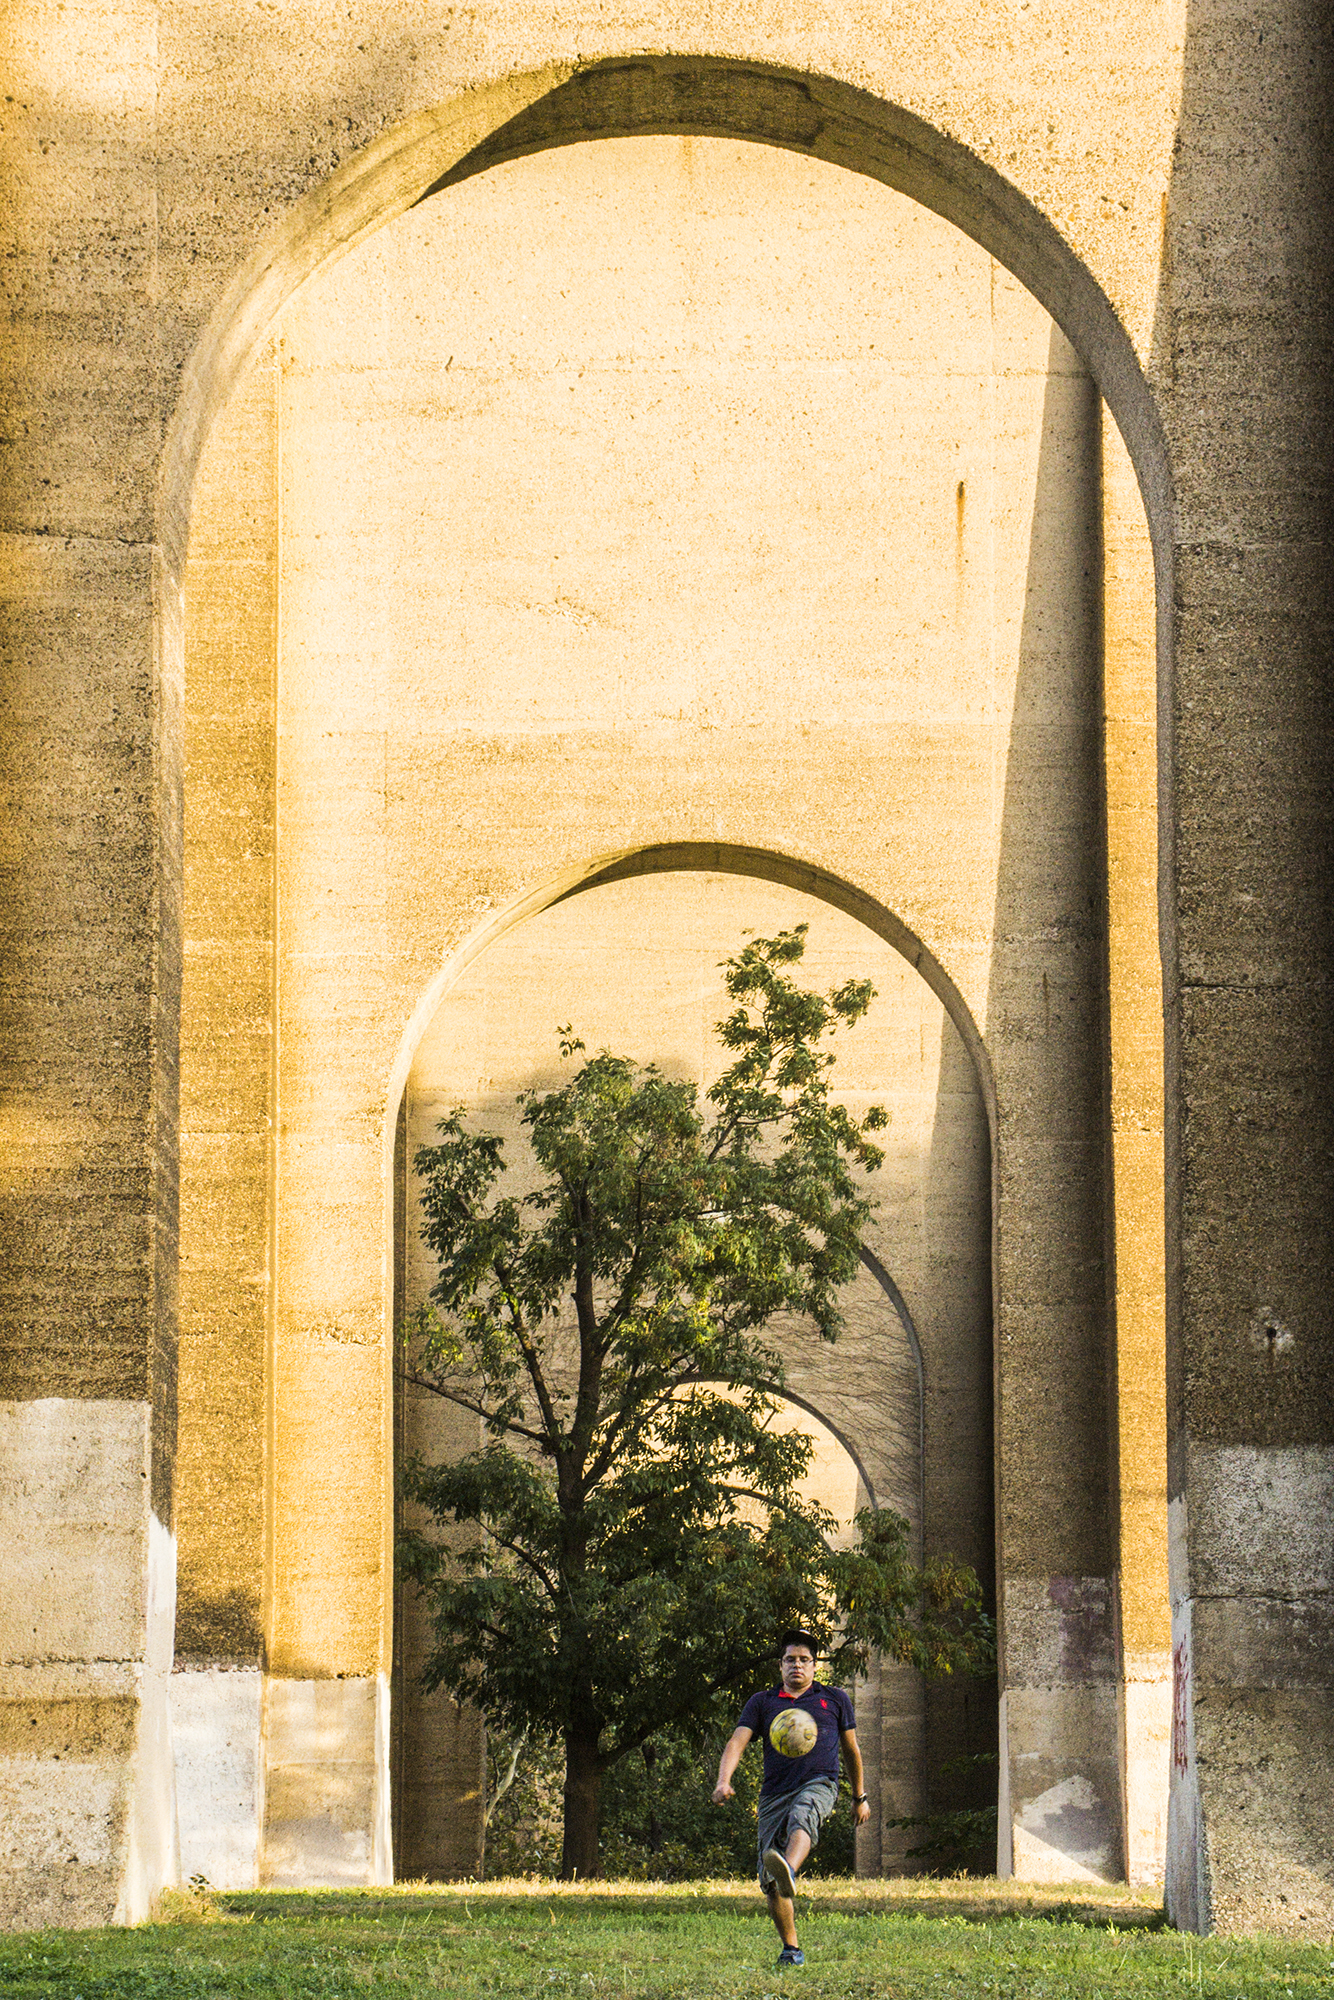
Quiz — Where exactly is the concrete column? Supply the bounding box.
[992,336,1121,1886]
[1160,0,1334,1938]
[1100,409,1170,1886]
[0,14,181,1927]
[259,337,397,1889]
[171,354,280,1890]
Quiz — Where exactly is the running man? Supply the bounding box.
[712,1629,871,1967]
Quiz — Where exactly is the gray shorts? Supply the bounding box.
[756,1774,840,1889]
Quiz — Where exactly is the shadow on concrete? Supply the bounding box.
[986,322,1110,1603]
[921,1012,997,1860]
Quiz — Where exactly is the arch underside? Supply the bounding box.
[164,56,1170,574]
[387,844,998,1156]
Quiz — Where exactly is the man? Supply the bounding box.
[712,1629,871,1968]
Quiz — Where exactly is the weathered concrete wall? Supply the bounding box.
[177,353,277,1678]
[0,1404,177,1926]
[1155,0,1334,1941]
[6,0,1330,1934]
[2,6,1171,1919]
[169,348,280,1891]
[1101,412,1170,1887]
[170,1667,264,1890]
[392,1375,486,1883]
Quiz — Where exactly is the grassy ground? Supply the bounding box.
[2,1878,1331,1999]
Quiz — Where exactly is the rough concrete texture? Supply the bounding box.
[1101,410,1170,1886]
[0,1403,177,1926]
[262,1676,392,1888]
[1153,0,1334,1937]
[999,1578,1119,1882]
[1169,1448,1334,1935]
[171,1669,264,1890]
[5,0,1330,1936]
[176,353,278,1673]
[392,1384,487,1881]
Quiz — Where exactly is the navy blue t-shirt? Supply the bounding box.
[737,1681,855,1796]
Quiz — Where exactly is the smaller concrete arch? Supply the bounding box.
[682,1379,881,1529]
[695,1242,930,1533]
[859,1246,927,1538]
[381,839,997,1237]
[728,1386,924,1879]
[765,1384,880,1514]
[390,857,992,1879]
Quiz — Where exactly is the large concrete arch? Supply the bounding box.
[158,99,1166,1903]
[23,72,1142,1920]
[161,57,1172,574]
[168,143,1117,1905]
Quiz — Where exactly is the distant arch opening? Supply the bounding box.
[391,862,993,1879]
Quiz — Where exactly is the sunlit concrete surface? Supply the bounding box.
[4,0,1331,1937]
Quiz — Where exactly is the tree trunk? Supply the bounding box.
[642,1739,662,1853]
[561,1726,603,1880]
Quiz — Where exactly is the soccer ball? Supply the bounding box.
[769,1708,818,1758]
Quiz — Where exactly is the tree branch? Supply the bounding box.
[402,1370,550,1449]
[570,1191,605,1476]
[492,1260,563,1441]
[581,1368,710,1490]
[599,1658,760,1769]
[488,1534,562,1605]
[715,1483,827,1530]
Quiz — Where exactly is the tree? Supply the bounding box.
[399,927,993,1879]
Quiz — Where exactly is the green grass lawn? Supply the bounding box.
[2,1879,1331,1999]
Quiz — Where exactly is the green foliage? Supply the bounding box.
[399,929,993,1873]
[481,1705,862,1883]
[484,1719,757,1881]
[886,1751,1000,1873]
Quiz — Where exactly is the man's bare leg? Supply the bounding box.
[765,1829,813,1948]
[785,1828,812,1878]
[766,1887,800,1949]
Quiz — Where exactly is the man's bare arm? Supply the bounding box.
[712,1726,754,1802]
[840,1728,872,1825]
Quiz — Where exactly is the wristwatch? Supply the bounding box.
[853,1793,869,1805]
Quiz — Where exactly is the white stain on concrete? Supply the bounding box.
[172,1668,264,1890]
[0,1401,179,1925]
[372,1671,393,1886]
[115,1510,179,1922]
[0,1400,153,1662]
[1013,1775,1119,1883]
[1119,1664,1171,1886]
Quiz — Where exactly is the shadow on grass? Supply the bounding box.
[221,1880,1168,1934]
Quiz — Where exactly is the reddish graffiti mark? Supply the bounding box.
[1172,1637,1190,1774]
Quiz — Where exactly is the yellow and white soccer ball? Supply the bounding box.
[769,1708,819,1758]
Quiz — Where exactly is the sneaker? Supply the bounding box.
[763,1848,797,1898]
[777,1946,805,1968]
